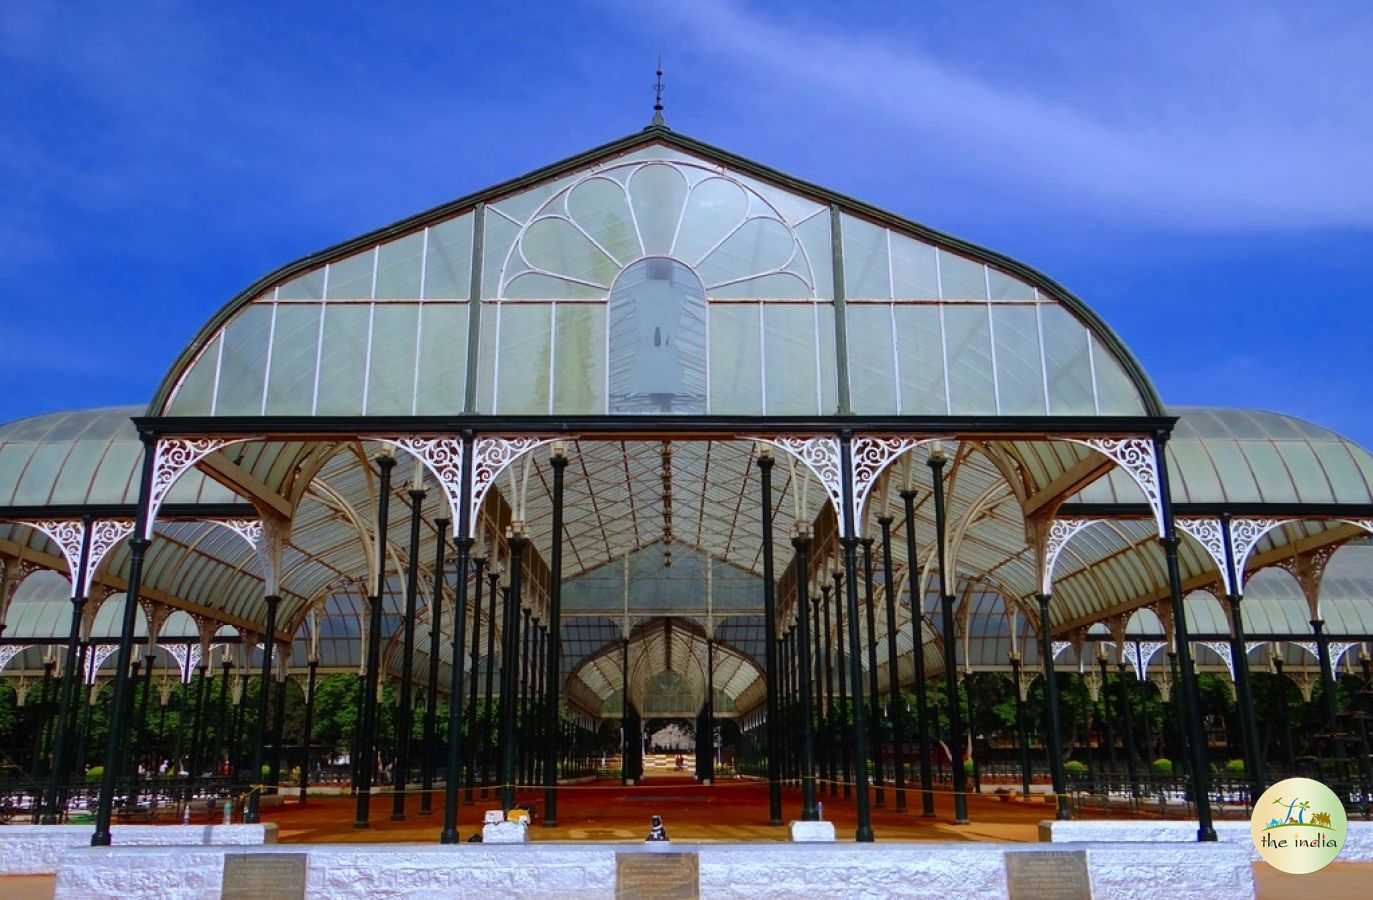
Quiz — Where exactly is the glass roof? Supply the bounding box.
[153,130,1157,419]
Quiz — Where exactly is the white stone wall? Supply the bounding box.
[1041,819,1373,863]
[54,839,1253,899]
[0,823,274,875]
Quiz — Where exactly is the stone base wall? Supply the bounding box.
[0,824,275,876]
[1040,819,1373,863]
[55,839,1253,899]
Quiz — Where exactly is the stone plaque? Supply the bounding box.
[616,851,699,900]
[1005,850,1091,900]
[221,853,307,900]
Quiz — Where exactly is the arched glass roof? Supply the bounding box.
[153,129,1159,419]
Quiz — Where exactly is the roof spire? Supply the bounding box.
[650,55,667,129]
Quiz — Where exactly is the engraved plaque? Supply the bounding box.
[616,851,699,900]
[222,853,307,900]
[1005,849,1091,900]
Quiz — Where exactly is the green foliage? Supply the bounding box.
[85,765,104,784]
[1151,758,1173,775]
[1064,760,1088,776]
[1224,758,1246,776]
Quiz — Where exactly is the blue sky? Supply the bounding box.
[3,1,1371,447]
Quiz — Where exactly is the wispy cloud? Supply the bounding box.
[632,0,1373,230]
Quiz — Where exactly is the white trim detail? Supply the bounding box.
[1066,437,1163,534]
[1230,518,1288,592]
[148,438,259,540]
[87,645,118,685]
[1176,517,1229,594]
[380,437,468,526]
[1198,641,1235,681]
[1042,518,1097,595]
[470,436,561,539]
[750,435,843,530]
[1129,641,1167,681]
[20,520,83,596]
[849,436,931,538]
[0,645,29,672]
[1051,641,1071,661]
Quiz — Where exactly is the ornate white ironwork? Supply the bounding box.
[20,520,84,595]
[1343,519,1373,537]
[86,645,118,684]
[848,436,927,538]
[148,437,257,539]
[1331,642,1360,671]
[1230,518,1287,589]
[1051,641,1071,661]
[1293,641,1319,661]
[469,436,560,538]
[0,645,30,672]
[164,644,192,682]
[750,435,843,526]
[219,518,263,552]
[1129,641,1167,681]
[1198,641,1235,681]
[86,520,133,595]
[1067,437,1163,533]
[1041,518,1096,594]
[382,437,468,526]
[1175,517,1229,593]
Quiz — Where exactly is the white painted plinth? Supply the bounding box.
[481,821,528,843]
[0,823,275,876]
[644,839,674,852]
[1041,819,1373,863]
[789,820,837,842]
[56,841,1253,899]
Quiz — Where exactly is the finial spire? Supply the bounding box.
[650,55,666,128]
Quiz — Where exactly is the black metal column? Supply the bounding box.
[819,581,834,796]
[833,570,850,801]
[245,593,279,825]
[544,446,567,826]
[420,516,449,816]
[393,478,426,821]
[464,554,486,804]
[355,447,395,829]
[899,488,936,818]
[793,527,819,820]
[1218,514,1263,803]
[1118,662,1138,796]
[928,447,967,825]
[440,431,474,845]
[757,450,784,825]
[92,434,155,847]
[1153,433,1216,841]
[878,515,907,810]
[43,516,93,824]
[499,530,527,812]
[837,433,874,842]
[862,538,884,807]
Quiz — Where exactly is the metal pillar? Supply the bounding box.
[1118,662,1139,796]
[838,433,874,842]
[439,431,474,845]
[833,571,851,801]
[245,594,279,824]
[544,446,567,826]
[1037,594,1070,820]
[393,479,426,820]
[420,516,449,816]
[43,518,92,823]
[792,527,819,821]
[499,529,527,812]
[928,447,967,825]
[862,538,884,807]
[899,488,936,818]
[1153,434,1216,841]
[464,553,486,804]
[1098,653,1117,775]
[757,450,784,825]
[481,569,499,797]
[878,515,906,810]
[819,582,834,796]
[355,447,395,829]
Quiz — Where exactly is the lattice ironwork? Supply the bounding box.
[148,437,257,539]
[1198,640,1235,681]
[0,645,30,672]
[1331,642,1360,671]
[1229,518,1287,588]
[849,436,927,538]
[470,436,560,538]
[1041,518,1097,594]
[165,644,193,683]
[1051,640,1071,661]
[86,645,118,685]
[382,437,467,525]
[19,520,83,594]
[750,435,843,527]
[1176,517,1228,593]
[1066,437,1163,533]
[1129,641,1167,681]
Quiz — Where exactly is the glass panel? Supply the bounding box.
[520,218,617,287]
[326,249,375,300]
[93,441,139,504]
[708,304,762,415]
[166,334,221,416]
[414,303,466,415]
[474,304,498,413]
[1089,336,1146,414]
[483,212,520,298]
[504,273,607,300]
[552,304,607,414]
[697,217,795,287]
[215,305,273,415]
[1244,441,1297,503]
[1169,441,1222,504]
[14,442,64,505]
[367,303,420,413]
[796,213,833,300]
[277,269,324,301]
[629,163,689,256]
[488,171,575,223]
[675,177,749,266]
[315,304,370,415]
[817,305,839,414]
[608,259,707,414]
[424,215,473,300]
[567,176,639,265]
[938,250,988,300]
[49,439,106,506]
[1277,442,1335,503]
[894,305,947,414]
[1207,442,1263,503]
[839,214,890,300]
[943,305,996,414]
[375,232,424,299]
[890,231,939,299]
[763,305,818,414]
[991,305,1046,415]
[846,304,897,414]
[1041,306,1095,415]
[707,272,810,299]
[1312,442,1369,503]
[988,269,1035,300]
[494,304,551,414]
[265,304,322,415]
